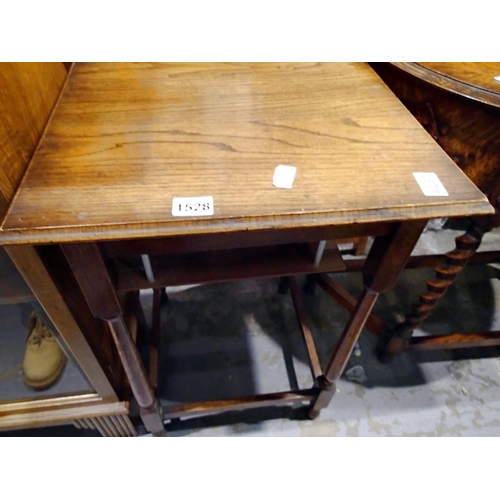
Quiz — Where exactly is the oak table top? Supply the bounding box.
[419,62,500,96]
[391,62,500,108]
[0,62,492,245]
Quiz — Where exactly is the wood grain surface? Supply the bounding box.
[0,63,66,219]
[420,63,500,96]
[374,63,500,199]
[0,63,491,245]
[391,63,500,108]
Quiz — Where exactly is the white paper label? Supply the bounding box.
[172,196,214,216]
[273,165,297,189]
[494,75,500,82]
[413,172,449,197]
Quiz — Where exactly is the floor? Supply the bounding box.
[5,220,500,437]
[140,220,500,437]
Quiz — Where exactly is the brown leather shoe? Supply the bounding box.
[23,313,66,390]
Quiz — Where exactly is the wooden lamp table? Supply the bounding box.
[0,63,492,435]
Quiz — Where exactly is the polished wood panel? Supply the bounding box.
[0,63,66,218]
[396,63,500,107]
[373,63,500,199]
[1,63,491,245]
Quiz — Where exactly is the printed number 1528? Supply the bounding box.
[172,196,214,216]
[178,201,210,212]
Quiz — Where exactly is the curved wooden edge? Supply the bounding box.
[389,63,500,109]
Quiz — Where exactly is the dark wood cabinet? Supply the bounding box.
[0,63,135,436]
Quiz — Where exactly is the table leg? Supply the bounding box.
[309,220,427,418]
[62,243,166,436]
[381,198,500,362]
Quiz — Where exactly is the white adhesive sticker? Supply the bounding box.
[273,165,297,189]
[413,172,449,197]
[494,75,500,82]
[172,196,214,216]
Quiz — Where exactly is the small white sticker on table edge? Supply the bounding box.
[273,165,297,189]
[172,196,214,216]
[413,172,449,197]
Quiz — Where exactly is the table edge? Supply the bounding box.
[390,63,500,109]
[0,198,493,246]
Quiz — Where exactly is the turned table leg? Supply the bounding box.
[309,220,427,418]
[381,199,500,363]
[62,243,166,436]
